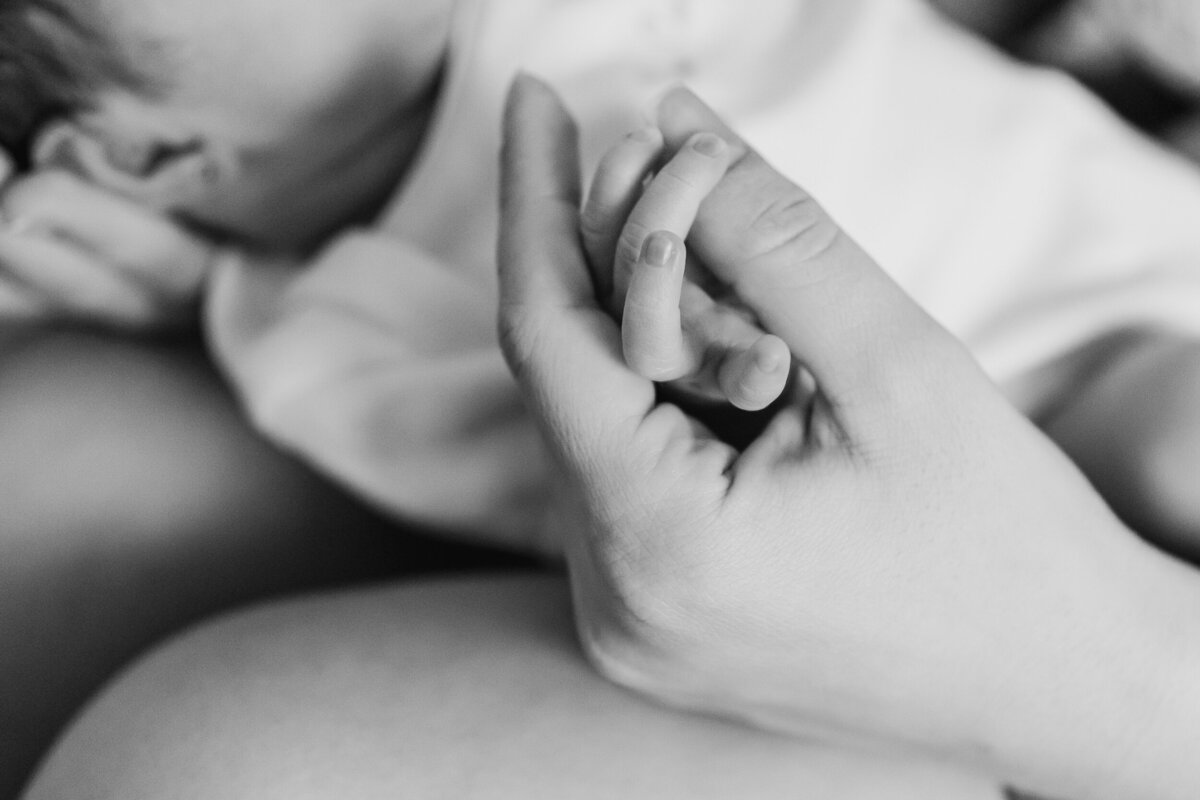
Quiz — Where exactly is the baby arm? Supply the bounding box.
[580,127,791,412]
[1043,332,1200,562]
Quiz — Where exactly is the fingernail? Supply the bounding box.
[628,126,660,144]
[691,133,725,157]
[756,348,785,373]
[641,232,677,267]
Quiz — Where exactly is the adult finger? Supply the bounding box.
[655,88,966,411]
[498,75,657,467]
[611,131,731,308]
[498,74,587,311]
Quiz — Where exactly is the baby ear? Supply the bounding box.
[31,118,220,207]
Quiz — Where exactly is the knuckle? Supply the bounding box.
[496,311,529,376]
[628,352,684,382]
[654,163,703,194]
[615,218,651,272]
[623,325,686,381]
[496,307,549,386]
[739,186,840,266]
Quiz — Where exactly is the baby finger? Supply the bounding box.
[716,334,791,412]
[581,127,663,302]
[612,131,731,310]
[623,230,693,380]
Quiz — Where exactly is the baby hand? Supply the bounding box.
[581,127,790,411]
[0,168,215,329]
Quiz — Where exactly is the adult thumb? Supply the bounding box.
[656,88,967,413]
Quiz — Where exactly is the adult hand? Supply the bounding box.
[498,76,1200,800]
[579,125,790,411]
[0,168,216,329]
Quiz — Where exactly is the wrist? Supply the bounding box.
[981,534,1200,800]
[1095,546,1200,800]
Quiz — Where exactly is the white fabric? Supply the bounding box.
[207,0,1200,550]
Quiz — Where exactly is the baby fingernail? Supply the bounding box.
[756,349,785,373]
[691,133,725,157]
[641,232,676,267]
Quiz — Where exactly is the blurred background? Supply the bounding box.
[932,0,1200,162]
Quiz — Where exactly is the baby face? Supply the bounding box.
[75,0,454,249]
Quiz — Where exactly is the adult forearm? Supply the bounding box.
[982,535,1200,800]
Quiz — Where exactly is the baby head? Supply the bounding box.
[0,0,453,250]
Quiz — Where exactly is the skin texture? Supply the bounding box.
[2,4,1200,796]
[6,0,1199,555]
[0,325,416,797]
[22,575,1003,800]
[495,76,1200,799]
[0,324,539,798]
[25,76,1200,800]
[581,127,791,411]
